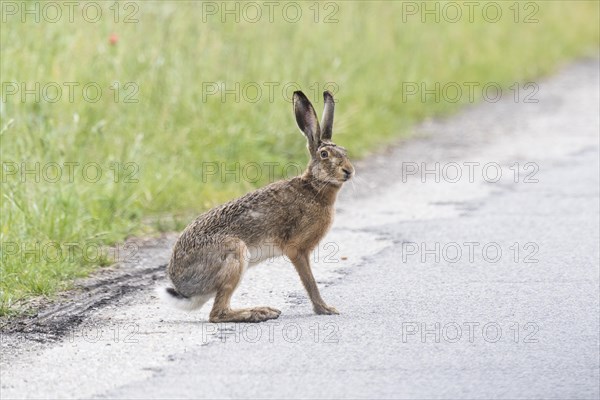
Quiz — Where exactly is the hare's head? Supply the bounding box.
[293,91,354,186]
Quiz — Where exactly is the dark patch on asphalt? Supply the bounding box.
[285,291,308,306]
[569,145,598,157]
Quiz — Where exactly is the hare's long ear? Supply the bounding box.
[320,91,335,141]
[293,91,321,156]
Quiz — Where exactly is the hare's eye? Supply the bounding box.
[320,150,329,159]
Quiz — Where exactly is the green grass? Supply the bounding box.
[1,1,598,315]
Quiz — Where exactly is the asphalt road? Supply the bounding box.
[1,59,599,399]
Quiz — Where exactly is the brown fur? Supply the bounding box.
[163,91,354,322]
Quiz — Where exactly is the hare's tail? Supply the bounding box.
[156,285,210,311]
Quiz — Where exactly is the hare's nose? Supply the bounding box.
[342,168,353,179]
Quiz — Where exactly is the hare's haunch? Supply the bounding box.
[159,91,354,323]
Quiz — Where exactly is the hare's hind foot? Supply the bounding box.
[206,237,281,323]
[210,306,281,323]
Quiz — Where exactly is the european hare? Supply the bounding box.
[160,91,354,322]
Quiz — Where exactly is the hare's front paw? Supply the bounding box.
[314,304,339,315]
